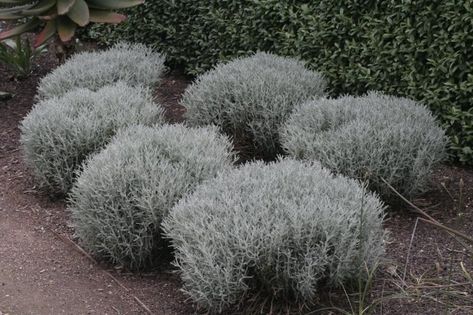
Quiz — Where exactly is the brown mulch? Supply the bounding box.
[1,49,472,315]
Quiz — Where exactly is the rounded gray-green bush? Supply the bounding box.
[163,159,386,312]
[280,92,448,198]
[20,82,165,195]
[69,124,235,270]
[37,43,166,99]
[181,52,327,159]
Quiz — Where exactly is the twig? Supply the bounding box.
[381,178,473,244]
[50,231,131,292]
[133,296,153,314]
[49,229,153,314]
[403,217,419,282]
[418,218,473,244]
[380,178,436,221]
[414,282,472,289]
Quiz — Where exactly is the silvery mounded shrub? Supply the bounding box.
[163,159,386,312]
[37,42,166,99]
[280,92,448,198]
[181,52,327,159]
[69,124,235,270]
[20,82,165,195]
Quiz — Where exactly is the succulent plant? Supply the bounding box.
[0,0,143,46]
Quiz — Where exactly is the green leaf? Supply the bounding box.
[20,0,56,16]
[0,3,34,15]
[0,0,33,4]
[35,19,56,46]
[67,0,89,26]
[87,0,144,9]
[89,9,126,24]
[0,19,41,41]
[57,16,76,41]
[57,0,75,15]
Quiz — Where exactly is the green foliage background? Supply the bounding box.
[86,0,473,164]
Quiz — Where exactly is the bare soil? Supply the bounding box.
[1,50,472,315]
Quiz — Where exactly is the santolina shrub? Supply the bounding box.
[181,52,326,159]
[20,82,164,195]
[37,43,166,99]
[69,124,235,270]
[281,92,448,198]
[163,159,386,312]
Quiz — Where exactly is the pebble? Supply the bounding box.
[0,91,12,101]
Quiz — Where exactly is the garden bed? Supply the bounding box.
[0,52,472,314]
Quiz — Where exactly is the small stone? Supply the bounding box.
[0,91,12,101]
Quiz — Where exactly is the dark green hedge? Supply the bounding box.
[85,0,473,164]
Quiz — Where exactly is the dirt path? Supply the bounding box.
[0,198,142,315]
[0,57,192,315]
[0,186,193,315]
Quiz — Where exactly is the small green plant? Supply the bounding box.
[0,36,46,78]
[312,262,383,315]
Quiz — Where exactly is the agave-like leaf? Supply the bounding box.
[20,0,56,16]
[0,18,40,40]
[57,0,75,15]
[0,12,22,19]
[56,15,76,41]
[0,3,34,15]
[0,0,34,4]
[67,0,88,26]
[87,0,144,9]
[38,7,58,20]
[1,0,144,44]
[89,9,125,24]
[35,19,56,46]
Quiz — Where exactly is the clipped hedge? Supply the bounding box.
[86,0,473,164]
[163,159,386,312]
[69,124,235,270]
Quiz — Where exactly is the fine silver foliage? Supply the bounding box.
[163,159,386,312]
[37,43,166,99]
[181,52,327,159]
[20,82,165,195]
[280,92,448,198]
[69,124,236,270]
